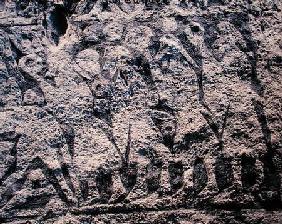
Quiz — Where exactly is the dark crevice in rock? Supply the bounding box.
[241,154,257,189]
[96,167,113,203]
[168,161,184,192]
[49,5,68,45]
[267,55,282,73]
[207,0,226,7]
[150,97,175,115]
[1,0,282,221]
[16,0,30,12]
[163,134,176,153]
[118,70,129,86]
[178,32,203,67]
[133,55,155,90]
[101,0,110,12]
[119,162,138,192]
[193,158,208,194]
[61,163,75,193]
[253,100,281,208]
[215,155,234,191]
[9,39,25,65]
[253,100,273,151]
[146,158,163,193]
[149,36,161,56]
[80,179,89,201]
[0,133,21,186]
[0,131,20,141]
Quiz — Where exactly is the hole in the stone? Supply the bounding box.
[49,5,68,44]
[191,25,200,32]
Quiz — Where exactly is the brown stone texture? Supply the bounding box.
[0,0,282,223]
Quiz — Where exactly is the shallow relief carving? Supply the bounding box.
[0,0,282,223]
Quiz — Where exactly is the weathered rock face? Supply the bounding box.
[0,0,281,223]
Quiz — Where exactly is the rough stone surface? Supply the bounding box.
[0,0,282,223]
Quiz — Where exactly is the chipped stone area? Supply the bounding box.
[0,0,281,223]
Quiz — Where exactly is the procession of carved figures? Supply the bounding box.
[0,0,281,217]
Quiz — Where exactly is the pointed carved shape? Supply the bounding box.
[200,103,230,149]
[118,123,138,193]
[150,108,177,152]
